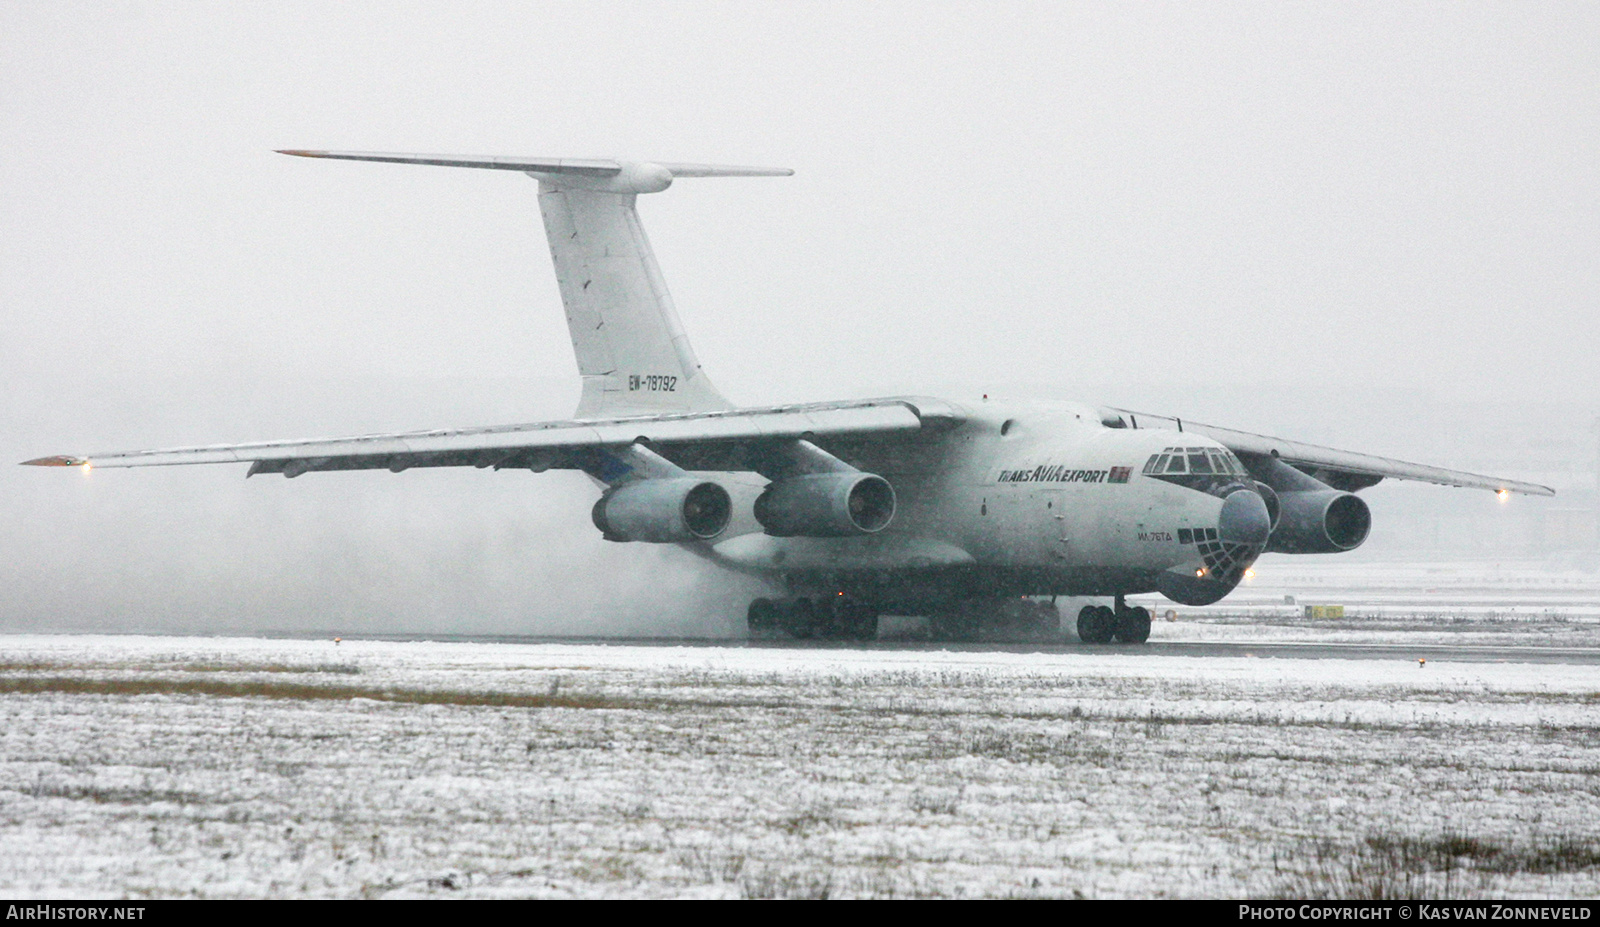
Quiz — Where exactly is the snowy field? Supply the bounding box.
[3,628,1600,899]
[1130,558,1600,649]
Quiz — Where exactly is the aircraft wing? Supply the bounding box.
[1110,409,1554,497]
[22,399,965,478]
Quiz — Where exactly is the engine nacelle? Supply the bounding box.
[754,473,896,537]
[1253,481,1281,533]
[1267,489,1371,554]
[591,478,732,543]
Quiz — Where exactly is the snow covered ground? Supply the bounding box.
[1130,558,1600,649]
[3,626,1599,898]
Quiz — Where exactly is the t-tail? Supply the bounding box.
[277,150,792,418]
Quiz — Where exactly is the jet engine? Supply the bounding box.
[1253,481,1281,533]
[753,472,896,537]
[1267,489,1371,554]
[1241,455,1373,555]
[591,478,732,542]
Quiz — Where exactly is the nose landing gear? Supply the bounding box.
[1114,603,1152,643]
[1076,596,1152,644]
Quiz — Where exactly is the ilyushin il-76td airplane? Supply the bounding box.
[26,152,1555,643]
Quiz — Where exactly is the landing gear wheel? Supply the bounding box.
[1029,600,1062,633]
[835,598,880,641]
[930,611,981,642]
[1114,606,1152,644]
[854,612,880,641]
[812,598,842,640]
[1076,605,1115,644]
[781,598,816,639]
[747,598,778,634]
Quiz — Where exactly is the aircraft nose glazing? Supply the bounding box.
[1218,488,1271,546]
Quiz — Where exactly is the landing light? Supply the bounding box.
[1496,489,1510,503]
[1195,568,1206,578]
[80,462,92,475]
[1244,568,1256,581]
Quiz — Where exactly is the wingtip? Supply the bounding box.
[22,455,88,467]
[276,149,324,158]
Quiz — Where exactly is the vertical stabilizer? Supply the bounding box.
[537,184,729,418]
[273,151,792,419]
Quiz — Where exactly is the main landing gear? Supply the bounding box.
[1076,596,1152,644]
[748,596,879,641]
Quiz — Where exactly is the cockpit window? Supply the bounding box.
[1148,446,1247,479]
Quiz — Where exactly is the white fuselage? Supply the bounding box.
[709,400,1260,609]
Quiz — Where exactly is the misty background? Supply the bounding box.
[3,2,1597,635]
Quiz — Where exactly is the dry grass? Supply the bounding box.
[0,675,648,711]
[1274,832,1600,899]
[0,660,361,675]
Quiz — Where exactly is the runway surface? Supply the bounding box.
[291,632,1600,666]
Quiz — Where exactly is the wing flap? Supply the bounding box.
[1114,409,1554,497]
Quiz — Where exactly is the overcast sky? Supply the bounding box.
[3,3,1597,632]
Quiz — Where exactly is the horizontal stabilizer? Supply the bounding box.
[652,163,796,178]
[277,150,623,175]
[277,150,792,180]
